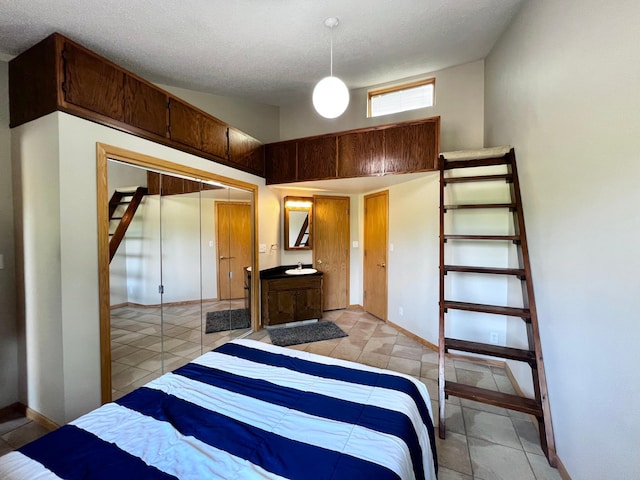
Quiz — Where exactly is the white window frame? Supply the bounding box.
[367,78,435,118]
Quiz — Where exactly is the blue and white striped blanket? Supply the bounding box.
[0,339,437,479]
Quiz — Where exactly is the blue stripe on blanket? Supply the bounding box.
[18,424,177,480]
[117,387,400,480]
[216,341,437,475]
[174,361,425,480]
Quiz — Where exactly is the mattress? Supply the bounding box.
[0,339,437,479]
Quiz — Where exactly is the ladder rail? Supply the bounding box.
[438,155,447,439]
[438,147,557,466]
[507,150,557,463]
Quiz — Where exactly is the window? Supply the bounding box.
[368,78,435,118]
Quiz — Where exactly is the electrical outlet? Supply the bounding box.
[490,332,499,344]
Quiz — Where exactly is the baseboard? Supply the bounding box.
[0,402,58,432]
[25,406,59,431]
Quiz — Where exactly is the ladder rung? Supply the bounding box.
[444,234,520,241]
[444,265,525,277]
[111,216,123,220]
[443,300,531,320]
[443,174,512,185]
[444,203,516,210]
[445,338,536,364]
[443,156,510,169]
[445,381,542,416]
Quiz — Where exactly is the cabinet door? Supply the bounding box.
[229,127,265,175]
[295,288,323,321]
[168,98,202,148]
[385,121,439,173]
[267,290,296,325]
[201,114,228,159]
[265,141,297,184]
[338,129,385,178]
[62,41,124,121]
[297,136,337,181]
[124,75,167,137]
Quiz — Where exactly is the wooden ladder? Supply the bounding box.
[438,147,557,466]
[109,186,148,262]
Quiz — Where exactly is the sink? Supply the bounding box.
[285,268,317,275]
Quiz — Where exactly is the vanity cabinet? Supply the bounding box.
[261,274,323,326]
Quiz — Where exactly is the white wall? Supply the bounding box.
[484,1,640,478]
[280,60,485,152]
[159,84,280,144]
[0,60,19,408]
[13,111,273,423]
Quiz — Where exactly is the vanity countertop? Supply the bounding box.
[259,264,322,279]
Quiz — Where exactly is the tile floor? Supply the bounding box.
[1,305,562,480]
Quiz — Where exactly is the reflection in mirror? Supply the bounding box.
[106,159,255,401]
[284,196,313,250]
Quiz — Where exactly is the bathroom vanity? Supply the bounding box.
[260,265,323,326]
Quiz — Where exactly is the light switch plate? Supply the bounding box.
[259,244,267,253]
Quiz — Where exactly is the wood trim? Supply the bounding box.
[96,145,111,405]
[385,319,438,351]
[96,143,259,403]
[25,407,60,431]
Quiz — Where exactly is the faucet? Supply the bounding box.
[297,261,303,270]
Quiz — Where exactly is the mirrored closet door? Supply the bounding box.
[106,159,254,401]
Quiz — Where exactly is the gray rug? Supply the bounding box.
[268,321,347,347]
[206,308,250,333]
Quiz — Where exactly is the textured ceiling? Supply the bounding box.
[0,0,524,107]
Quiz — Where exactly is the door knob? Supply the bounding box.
[377,263,386,268]
[220,256,235,260]
[317,259,323,264]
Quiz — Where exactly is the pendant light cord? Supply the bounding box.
[330,25,334,77]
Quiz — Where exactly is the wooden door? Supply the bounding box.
[216,202,252,300]
[313,196,350,310]
[364,191,388,320]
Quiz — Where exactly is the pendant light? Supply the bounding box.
[313,17,350,119]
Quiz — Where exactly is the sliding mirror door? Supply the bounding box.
[106,156,256,402]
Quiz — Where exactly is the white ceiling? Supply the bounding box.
[0,0,524,107]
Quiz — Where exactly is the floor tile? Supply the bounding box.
[387,356,421,376]
[468,437,535,480]
[463,408,522,449]
[437,466,473,480]
[512,417,544,455]
[526,452,563,480]
[435,431,473,475]
[1,422,50,449]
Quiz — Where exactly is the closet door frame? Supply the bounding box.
[97,143,259,404]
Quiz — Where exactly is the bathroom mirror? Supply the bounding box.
[284,196,313,250]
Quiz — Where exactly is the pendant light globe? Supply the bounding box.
[313,76,350,119]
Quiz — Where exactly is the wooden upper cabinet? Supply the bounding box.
[62,41,124,121]
[297,136,337,181]
[384,120,440,173]
[201,115,228,160]
[338,129,385,178]
[265,141,297,184]
[10,33,264,176]
[229,127,265,176]
[124,75,168,138]
[168,98,202,149]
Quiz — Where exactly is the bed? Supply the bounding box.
[0,339,438,479]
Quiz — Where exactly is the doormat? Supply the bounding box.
[205,308,250,333]
[268,321,347,347]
